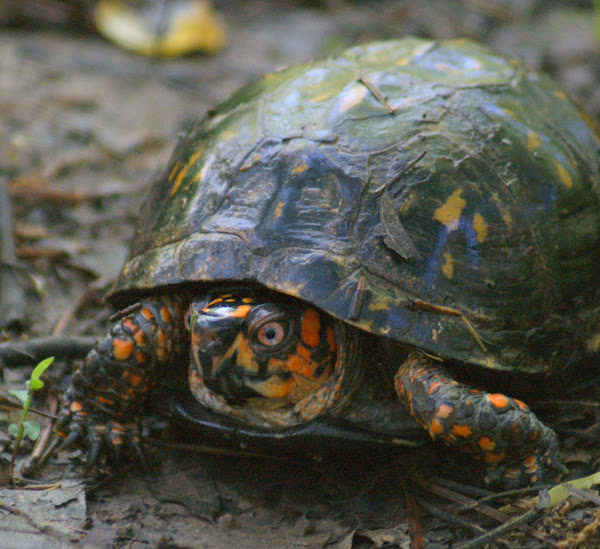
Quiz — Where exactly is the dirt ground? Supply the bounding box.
[2,1,600,547]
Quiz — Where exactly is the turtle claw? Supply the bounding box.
[59,426,84,450]
[86,439,103,472]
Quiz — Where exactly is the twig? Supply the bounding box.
[562,484,600,506]
[0,176,28,333]
[414,496,486,535]
[453,508,541,549]
[52,280,106,335]
[399,474,424,549]
[0,335,96,366]
[359,74,396,114]
[412,299,487,353]
[21,393,60,478]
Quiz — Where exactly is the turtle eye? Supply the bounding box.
[257,322,285,346]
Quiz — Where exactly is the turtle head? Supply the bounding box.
[186,291,338,413]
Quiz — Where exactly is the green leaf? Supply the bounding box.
[29,356,55,391]
[8,390,28,406]
[8,423,19,437]
[22,420,41,441]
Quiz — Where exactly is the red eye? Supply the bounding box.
[257,322,285,346]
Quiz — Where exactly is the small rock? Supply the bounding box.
[217,513,236,532]
[294,516,316,536]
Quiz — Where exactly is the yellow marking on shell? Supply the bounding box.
[441,253,454,278]
[434,189,466,229]
[434,59,481,74]
[220,129,237,141]
[553,89,568,100]
[586,333,600,353]
[291,162,309,175]
[238,153,261,172]
[273,201,285,219]
[170,147,204,196]
[472,213,488,243]
[367,294,392,312]
[411,41,435,58]
[502,211,513,226]
[168,163,180,182]
[310,91,334,102]
[338,85,367,113]
[395,57,411,67]
[526,130,541,151]
[555,161,573,188]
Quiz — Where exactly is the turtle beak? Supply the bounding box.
[188,301,258,400]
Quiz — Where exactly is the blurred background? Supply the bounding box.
[1,2,599,547]
[2,0,599,336]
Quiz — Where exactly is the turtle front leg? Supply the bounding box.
[395,353,567,488]
[54,296,183,465]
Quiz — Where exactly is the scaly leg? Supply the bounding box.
[395,353,567,488]
[54,297,183,464]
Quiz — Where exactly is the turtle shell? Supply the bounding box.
[110,38,600,375]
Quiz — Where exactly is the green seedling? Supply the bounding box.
[8,357,54,479]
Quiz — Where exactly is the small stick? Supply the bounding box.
[0,335,96,366]
[412,299,487,353]
[21,393,60,478]
[359,74,396,114]
[0,176,28,333]
[348,276,366,320]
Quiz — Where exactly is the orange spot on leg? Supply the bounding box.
[112,338,134,361]
[477,437,496,452]
[300,308,321,348]
[487,393,509,409]
[451,424,472,438]
[429,419,444,435]
[436,404,454,418]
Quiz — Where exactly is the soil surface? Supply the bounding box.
[2,1,600,547]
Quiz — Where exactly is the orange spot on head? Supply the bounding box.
[204,298,223,310]
[429,418,444,435]
[141,308,155,321]
[112,338,134,361]
[156,348,167,362]
[477,437,496,452]
[229,304,252,318]
[301,308,321,348]
[160,306,171,323]
[436,404,454,418]
[451,424,472,438]
[426,382,441,395]
[134,331,147,346]
[487,393,509,409]
[326,327,337,352]
[96,396,114,405]
[122,318,137,332]
[136,351,146,364]
[523,455,536,468]
[156,330,166,348]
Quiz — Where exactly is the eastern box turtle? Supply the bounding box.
[55,38,600,488]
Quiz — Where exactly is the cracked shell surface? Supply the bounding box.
[109,37,600,375]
